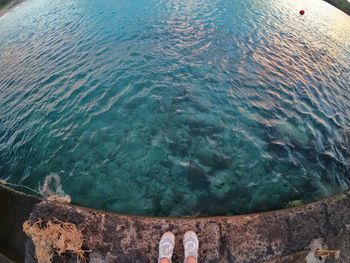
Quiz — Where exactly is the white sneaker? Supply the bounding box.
[158,232,175,263]
[183,231,199,262]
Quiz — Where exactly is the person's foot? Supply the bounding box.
[158,232,175,263]
[183,231,199,263]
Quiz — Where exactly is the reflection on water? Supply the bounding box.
[0,0,349,216]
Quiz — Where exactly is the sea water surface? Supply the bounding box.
[0,0,349,216]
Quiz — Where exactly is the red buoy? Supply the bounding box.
[299,10,305,15]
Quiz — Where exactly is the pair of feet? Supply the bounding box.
[159,231,199,263]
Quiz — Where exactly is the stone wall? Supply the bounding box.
[1,184,350,263]
[24,192,350,262]
[323,0,350,15]
[0,0,26,17]
[0,185,40,262]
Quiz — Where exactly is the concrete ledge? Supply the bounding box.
[0,0,26,18]
[23,191,350,263]
[0,252,17,263]
[1,183,350,262]
[0,185,40,262]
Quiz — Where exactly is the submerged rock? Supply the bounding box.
[212,153,231,170]
[272,120,310,146]
[184,162,210,188]
[209,170,236,199]
[286,199,304,208]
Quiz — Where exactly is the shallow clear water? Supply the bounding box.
[0,0,349,216]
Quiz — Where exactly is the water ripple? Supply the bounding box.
[0,0,349,216]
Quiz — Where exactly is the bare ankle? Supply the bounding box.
[185,256,197,263]
[160,258,171,263]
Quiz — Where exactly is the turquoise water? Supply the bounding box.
[0,0,349,216]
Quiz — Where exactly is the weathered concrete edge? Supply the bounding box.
[1,183,350,262]
[322,0,350,15]
[0,0,27,18]
[0,252,17,263]
[0,185,41,262]
[21,190,350,263]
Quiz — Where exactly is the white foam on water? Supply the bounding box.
[39,173,71,203]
